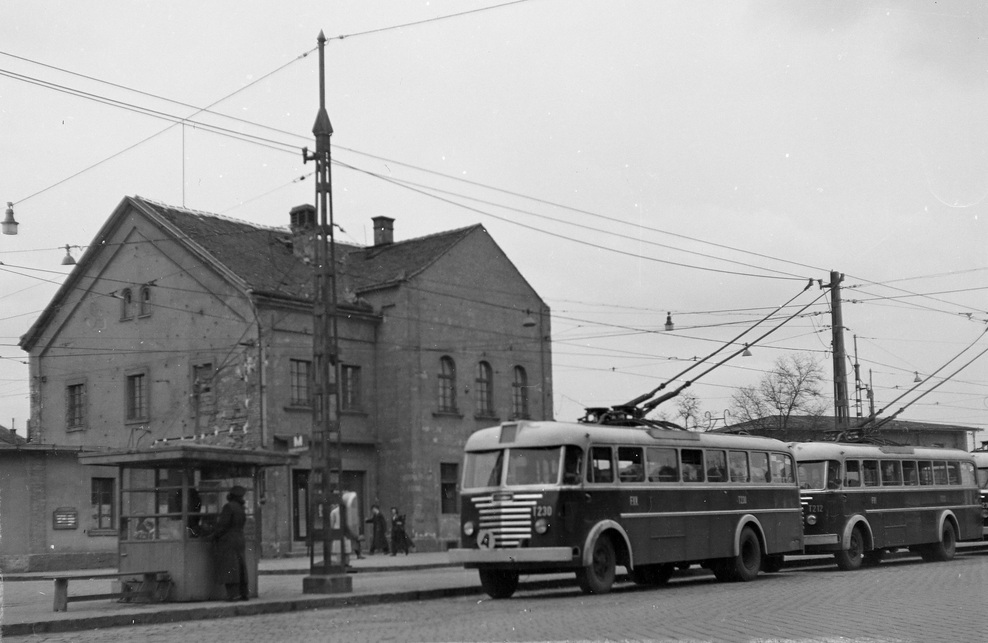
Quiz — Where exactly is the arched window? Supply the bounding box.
[438,356,457,412]
[139,285,152,317]
[120,288,134,320]
[512,366,529,419]
[476,361,494,417]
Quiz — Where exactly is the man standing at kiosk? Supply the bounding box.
[212,484,249,601]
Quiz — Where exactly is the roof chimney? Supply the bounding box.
[372,216,394,247]
[289,204,317,262]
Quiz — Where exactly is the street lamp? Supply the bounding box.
[2,202,18,235]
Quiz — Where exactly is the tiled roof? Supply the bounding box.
[135,197,480,302]
[0,425,27,445]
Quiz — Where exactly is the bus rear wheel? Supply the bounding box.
[922,521,957,562]
[630,563,673,586]
[714,527,762,582]
[576,534,616,594]
[835,526,865,571]
[478,568,519,599]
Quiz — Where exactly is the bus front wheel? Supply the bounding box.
[478,568,519,599]
[922,521,957,562]
[576,534,616,594]
[835,526,865,571]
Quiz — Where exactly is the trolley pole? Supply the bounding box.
[302,31,352,595]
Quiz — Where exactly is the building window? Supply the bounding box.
[290,359,312,406]
[91,478,115,531]
[66,381,87,431]
[139,285,152,317]
[120,288,134,320]
[512,366,529,419]
[475,361,494,417]
[441,463,459,514]
[438,356,457,412]
[191,362,215,418]
[341,364,362,411]
[126,371,149,422]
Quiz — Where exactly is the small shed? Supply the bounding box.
[79,444,293,601]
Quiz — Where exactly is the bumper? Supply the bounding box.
[448,546,574,565]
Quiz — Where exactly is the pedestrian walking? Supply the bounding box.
[365,504,389,554]
[390,506,414,555]
[211,484,249,601]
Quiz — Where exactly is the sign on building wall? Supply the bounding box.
[52,507,78,530]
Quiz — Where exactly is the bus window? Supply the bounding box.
[588,446,614,483]
[750,452,770,482]
[960,461,976,487]
[728,451,749,483]
[770,453,794,484]
[977,466,988,488]
[862,460,880,487]
[844,460,861,487]
[902,461,919,486]
[646,447,678,482]
[933,461,948,485]
[562,446,583,485]
[618,447,645,482]
[506,447,561,486]
[463,450,503,489]
[681,449,705,482]
[946,462,961,485]
[706,450,727,482]
[918,461,933,485]
[881,461,902,486]
[827,461,841,489]
[798,461,827,490]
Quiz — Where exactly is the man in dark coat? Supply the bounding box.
[211,485,249,601]
[365,504,389,554]
[390,506,413,556]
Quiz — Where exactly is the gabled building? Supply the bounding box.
[715,415,973,450]
[8,195,551,570]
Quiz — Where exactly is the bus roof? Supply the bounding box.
[792,441,974,462]
[971,451,988,467]
[463,420,794,453]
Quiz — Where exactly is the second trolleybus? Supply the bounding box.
[793,442,982,570]
[448,419,804,598]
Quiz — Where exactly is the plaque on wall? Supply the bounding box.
[53,507,78,530]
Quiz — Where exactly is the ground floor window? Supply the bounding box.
[91,477,115,530]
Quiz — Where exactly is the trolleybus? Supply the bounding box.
[972,449,988,538]
[449,419,804,598]
[793,442,982,570]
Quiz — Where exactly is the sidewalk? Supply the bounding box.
[1,551,483,638]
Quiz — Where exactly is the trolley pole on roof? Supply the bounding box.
[302,31,352,595]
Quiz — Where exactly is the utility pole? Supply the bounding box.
[302,31,351,595]
[825,271,850,433]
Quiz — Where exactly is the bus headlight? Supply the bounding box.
[463,521,475,537]
[806,514,817,526]
[534,518,549,534]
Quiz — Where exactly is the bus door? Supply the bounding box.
[644,446,686,564]
[878,460,907,547]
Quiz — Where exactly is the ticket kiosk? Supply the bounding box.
[80,444,292,601]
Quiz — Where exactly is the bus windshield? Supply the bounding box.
[798,460,840,490]
[977,467,988,489]
[463,447,563,488]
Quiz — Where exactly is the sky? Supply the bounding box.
[1,1,987,446]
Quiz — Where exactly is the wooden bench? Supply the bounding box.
[49,571,172,611]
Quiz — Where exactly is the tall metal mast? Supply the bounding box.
[302,31,351,595]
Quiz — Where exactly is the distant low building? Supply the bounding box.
[4,195,552,571]
[714,415,974,450]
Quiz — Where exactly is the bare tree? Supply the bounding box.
[676,390,702,430]
[730,353,827,440]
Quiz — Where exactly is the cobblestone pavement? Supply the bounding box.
[7,553,988,642]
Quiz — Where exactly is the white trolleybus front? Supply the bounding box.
[793,441,982,570]
[449,420,804,599]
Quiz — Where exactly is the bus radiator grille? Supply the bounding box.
[471,492,543,547]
